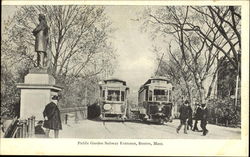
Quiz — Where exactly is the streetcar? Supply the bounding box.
[138,76,173,124]
[99,78,129,121]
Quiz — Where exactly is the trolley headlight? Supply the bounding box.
[158,105,164,111]
[103,104,112,110]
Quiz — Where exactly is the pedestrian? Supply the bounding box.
[187,103,193,130]
[65,114,68,125]
[0,121,5,135]
[35,120,45,135]
[223,108,230,126]
[200,103,209,136]
[43,95,62,138]
[176,100,191,134]
[75,112,79,124]
[192,103,202,132]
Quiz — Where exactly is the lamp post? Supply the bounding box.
[234,50,240,110]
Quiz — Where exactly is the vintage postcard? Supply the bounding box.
[0,0,249,156]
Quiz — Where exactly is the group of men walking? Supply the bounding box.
[176,100,209,136]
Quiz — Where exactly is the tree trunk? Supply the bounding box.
[182,80,192,104]
[206,71,217,99]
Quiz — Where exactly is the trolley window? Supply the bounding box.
[169,90,172,101]
[102,90,105,99]
[154,89,168,101]
[121,91,125,101]
[149,90,153,101]
[145,89,148,101]
[107,90,120,101]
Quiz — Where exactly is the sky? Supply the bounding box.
[104,6,157,96]
[2,5,158,102]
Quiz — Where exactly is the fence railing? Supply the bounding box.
[60,106,88,125]
[60,106,87,113]
[4,116,36,138]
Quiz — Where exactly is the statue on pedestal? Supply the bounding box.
[16,14,62,121]
[32,14,49,68]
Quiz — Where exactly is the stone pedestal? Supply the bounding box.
[17,69,62,120]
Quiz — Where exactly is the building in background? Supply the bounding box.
[217,56,241,100]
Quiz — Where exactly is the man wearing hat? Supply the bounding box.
[43,95,62,138]
[200,103,209,136]
[176,100,191,134]
[192,103,202,132]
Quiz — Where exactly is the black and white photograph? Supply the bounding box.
[1,0,249,156]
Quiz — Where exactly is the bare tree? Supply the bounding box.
[189,6,241,71]
[155,46,193,103]
[1,6,116,112]
[141,6,241,103]
[3,6,116,80]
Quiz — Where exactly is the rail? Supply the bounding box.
[4,116,36,138]
[60,106,87,113]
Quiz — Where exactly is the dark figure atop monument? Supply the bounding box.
[32,14,49,68]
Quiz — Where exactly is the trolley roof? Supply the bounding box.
[103,78,127,86]
[139,76,171,91]
[147,76,170,82]
[144,76,170,85]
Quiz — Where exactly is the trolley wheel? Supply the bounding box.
[139,114,144,120]
[121,116,126,122]
[158,118,164,125]
[142,117,148,123]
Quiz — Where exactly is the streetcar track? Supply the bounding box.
[121,122,136,130]
[102,121,112,133]
[147,123,178,135]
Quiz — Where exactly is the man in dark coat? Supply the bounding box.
[65,114,68,125]
[187,103,193,130]
[176,100,191,134]
[200,103,209,136]
[192,103,202,131]
[43,95,62,138]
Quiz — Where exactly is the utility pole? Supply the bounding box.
[155,53,164,76]
[234,50,241,110]
[83,84,88,119]
[85,86,88,106]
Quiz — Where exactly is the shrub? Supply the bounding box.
[207,98,241,127]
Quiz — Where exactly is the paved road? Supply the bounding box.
[58,119,241,139]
